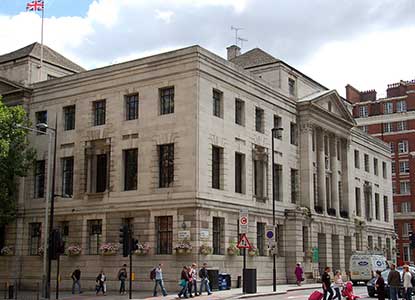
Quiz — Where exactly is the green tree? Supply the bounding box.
[0,97,36,225]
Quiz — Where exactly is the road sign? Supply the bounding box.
[265,225,276,248]
[239,208,249,234]
[237,233,252,249]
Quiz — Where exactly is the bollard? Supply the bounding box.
[7,285,13,299]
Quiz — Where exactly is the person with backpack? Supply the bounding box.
[321,266,333,300]
[178,266,190,299]
[152,263,168,297]
[117,264,128,295]
[96,270,106,295]
[199,262,212,296]
[403,265,413,300]
[71,266,82,294]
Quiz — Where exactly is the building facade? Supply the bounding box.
[0,43,395,291]
[348,81,415,265]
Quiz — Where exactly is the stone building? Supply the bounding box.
[0,43,395,290]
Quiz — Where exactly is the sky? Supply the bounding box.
[0,0,415,98]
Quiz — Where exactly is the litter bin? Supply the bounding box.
[218,273,231,290]
[243,269,257,294]
[207,269,219,291]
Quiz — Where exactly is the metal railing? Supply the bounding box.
[2,282,40,300]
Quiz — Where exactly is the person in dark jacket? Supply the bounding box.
[199,263,212,295]
[178,266,190,298]
[375,270,385,300]
[96,270,107,295]
[322,266,334,300]
[117,264,127,295]
[387,264,401,300]
[71,266,82,294]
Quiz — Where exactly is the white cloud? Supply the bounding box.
[155,9,174,24]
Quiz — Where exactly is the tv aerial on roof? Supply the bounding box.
[231,25,244,46]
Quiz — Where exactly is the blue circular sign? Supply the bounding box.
[376,261,382,266]
[266,231,274,239]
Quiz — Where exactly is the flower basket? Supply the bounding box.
[248,247,258,257]
[227,244,240,256]
[67,245,82,256]
[38,247,44,256]
[199,244,212,255]
[0,246,14,256]
[175,240,192,255]
[99,243,119,256]
[133,243,150,256]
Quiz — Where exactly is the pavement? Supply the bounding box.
[49,283,323,300]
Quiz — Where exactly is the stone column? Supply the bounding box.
[340,138,350,214]
[285,210,306,283]
[299,122,315,209]
[330,134,339,217]
[318,232,333,270]
[317,128,327,214]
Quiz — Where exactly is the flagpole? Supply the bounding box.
[40,1,44,80]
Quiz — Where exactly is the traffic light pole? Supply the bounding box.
[56,255,60,300]
[129,252,132,299]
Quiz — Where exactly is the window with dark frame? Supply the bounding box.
[156,216,172,254]
[235,99,244,126]
[213,89,223,118]
[253,146,267,200]
[291,169,299,203]
[96,154,107,193]
[160,87,174,115]
[124,149,138,191]
[34,160,45,198]
[125,94,139,120]
[375,193,380,220]
[273,164,282,201]
[62,157,74,196]
[273,115,282,139]
[255,107,264,133]
[290,122,298,145]
[93,100,106,126]
[364,154,369,172]
[212,146,223,189]
[384,196,389,222]
[87,219,102,255]
[235,152,245,194]
[257,222,265,256]
[159,144,174,188]
[63,105,75,131]
[288,78,296,96]
[29,222,41,256]
[35,111,47,133]
[212,217,224,255]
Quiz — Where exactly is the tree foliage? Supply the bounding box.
[0,97,36,225]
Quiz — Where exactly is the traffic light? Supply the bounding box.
[131,238,139,252]
[50,229,65,260]
[410,233,415,249]
[119,225,130,257]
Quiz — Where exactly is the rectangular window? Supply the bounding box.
[63,105,75,131]
[235,152,245,194]
[34,160,45,198]
[403,246,410,262]
[273,164,283,202]
[402,202,412,213]
[255,107,264,133]
[273,115,283,139]
[384,102,393,114]
[124,149,138,191]
[212,146,223,189]
[359,105,368,117]
[156,216,173,254]
[158,144,174,188]
[400,181,411,195]
[257,222,266,256]
[397,100,407,112]
[383,122,392,133]
[125,94,139,120]
[384,196,389,222]
[389,142,395,154]
[96,154,107,193]
[290,122,298,145]
[213,89,223,118]
[93,100,106,126]
[368,236,373,249]
[403,223,413,236]
[382,162,387,179]
[291,169,299,204]
[354,150,360,168]
[62,157,74,196]
[87,219,102,255]
[392,182,397,194]
[212,217,224,255]
[159,87,174,115]
[29,222,41,255]
[373,158,378,176]
[35,111,47,133]
[288,78,296,96]
[392,162,396,175]
[364,154,369,172]
[355,187,361,217]
[397,121,408,131]
[253,146,267,200]
[398,140,409,153]
[235,98,245,126]
[375,193,380,220]
[399,160,410,174]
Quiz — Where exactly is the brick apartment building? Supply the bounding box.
[349,80,415,265]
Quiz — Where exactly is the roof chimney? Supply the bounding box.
[227,45,241,60]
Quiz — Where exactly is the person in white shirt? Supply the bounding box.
[403,265,412,300]
[332,270,344,300]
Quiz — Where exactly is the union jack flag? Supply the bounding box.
[26,0,44,11]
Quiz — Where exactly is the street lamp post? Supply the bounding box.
[271,127,283,292]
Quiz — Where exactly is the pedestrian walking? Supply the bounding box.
[375,270,385,300]
[187,266,194,298]
[178,266,190,299]
[199,263,212,296]
[387,264,401,300]
[403,265,413,300]
[153,263,168,297]
[295,263,303,286]
[71,266,82,294]
[117,264,128,295]
[332,270,343,300]
[96,270,107,296]
[188,263,198,297]
[322,266,334,300]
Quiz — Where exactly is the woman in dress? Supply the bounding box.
[294,263,303,286]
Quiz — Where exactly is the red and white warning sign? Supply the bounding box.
[239,208,249,234]
[240,216,248,225]
[237,233,252,249]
